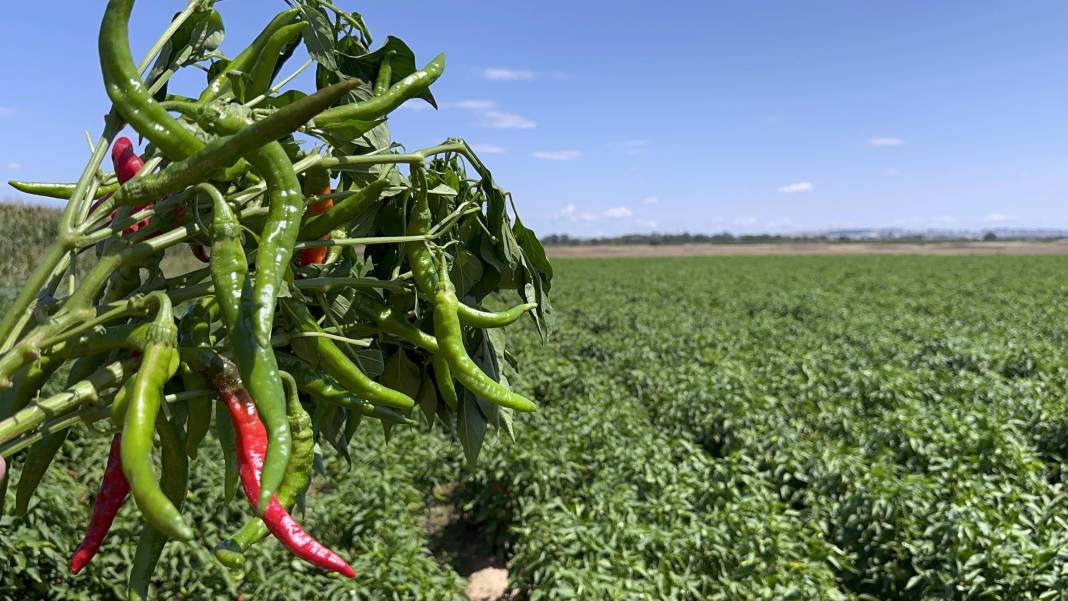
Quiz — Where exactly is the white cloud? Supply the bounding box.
[447,100,497,110]
[635,219,658,229]
[470,144,506,154]
[617,139,650,156]
[766,217,794,228]
[734,216,758,225]
[481,111,536,129]
[932,215,956,225]
[6,162,22,170]
[556,204,636,222]
[483,67,535,81]
[886,168,899,176]
[778,181,814,194]
[985,213,1018,222]
[532,149,581,161]
[868,137,905,147]
[0,107,12,118]
[604,206,633,218]
[640,196,659,205]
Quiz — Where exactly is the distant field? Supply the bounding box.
[547,239,1068,257]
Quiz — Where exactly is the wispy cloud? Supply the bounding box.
[0,107,13,118]
[409,99,537,129]
[766,217,794,228]
[640,196,659,205]
[985,213,1018,222]
[778,181,814,194]
[480,111,536,129]
[532,149,581,161]
[734,216,758,226]
[5,162,22,170]
[611,139,650,156]
[635,219,658,229]
[868,137,905,147]
[556,204,635,222]
[483,67,535,81]
[470,144,506,154]
[447,100,497,110]
[886,168,899,176]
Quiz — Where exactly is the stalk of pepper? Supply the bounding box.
[210,364,355,577]
[214,371,314,568]
[118,295,191,541]
[69,433,130,574]
[127,414,188,601]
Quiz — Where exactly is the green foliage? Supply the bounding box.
[6,232,1068,598]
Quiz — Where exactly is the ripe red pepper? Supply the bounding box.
[221,384,355,577]
[299,183,333,266]
[110,137,154,235]
[70,433,130,574]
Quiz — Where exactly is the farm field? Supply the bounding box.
[5,232,1068,598]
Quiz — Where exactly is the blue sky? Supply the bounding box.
[3,1,1068,237]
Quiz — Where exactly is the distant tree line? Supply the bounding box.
[541,233,834,246]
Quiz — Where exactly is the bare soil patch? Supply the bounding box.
[426,482,511,601]
[546,240,1068,258]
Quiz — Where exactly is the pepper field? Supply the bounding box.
[4,205,1068,598]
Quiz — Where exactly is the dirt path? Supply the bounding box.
[545,240,1068,258]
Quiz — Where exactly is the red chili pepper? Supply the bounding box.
[70,433,130,575]
[221,386,355,577]
[299,183,333,266]
[110,137,154,235]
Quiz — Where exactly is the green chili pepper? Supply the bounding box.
[244,22,308,101]
[276,352,412,423]
[108,79,360,209]
[199,8,302,104]
[0,356,63,421]
[373,50,397,96]
[432,255,536,412]
[179,299,216,458]
[99,0,204,160]
[119,296,191,541]
[352,292,438,352]
[431,353,458,411]
[455,302,538,329]
[298,178,389,241]
[220,138,304,513]
[280,299,415,410]
[207,184,247,331]
[404,165,439,294]
[127,413,188,601]
[215,399,239,503]
[214,371,314,568]
[8,180,120,200]
[312,54,446,128]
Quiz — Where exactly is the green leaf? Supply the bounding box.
[457,391,487,467]
[379,348,421,399]
[416,368,439,427]
[297,4,337,71]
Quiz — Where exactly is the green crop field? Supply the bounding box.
[4,204,1068,599]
